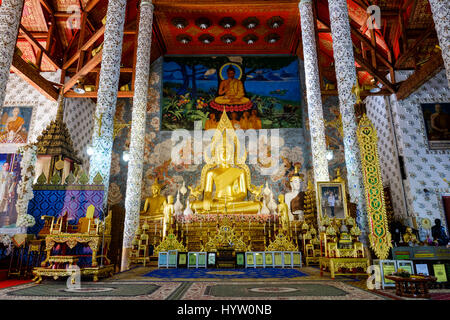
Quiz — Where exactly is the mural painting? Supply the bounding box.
[161,56,302,130]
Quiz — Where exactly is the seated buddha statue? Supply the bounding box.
[140,179,166,219]
[210,66,252,112]
[190,110,262,214]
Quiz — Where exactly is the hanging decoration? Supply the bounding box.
[357,114,392,259]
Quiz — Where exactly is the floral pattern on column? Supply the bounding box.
[89,0,127,205]
[299,0,329,183]
[123,0,154,249]
[429,0,450,86]
[328,0,367,239]
[0,0,24,108]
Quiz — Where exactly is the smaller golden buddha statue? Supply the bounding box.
[278,194,290,235]
[403,227,419,246]
[141,179,166,219]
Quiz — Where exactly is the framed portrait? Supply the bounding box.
[0,153,21,229]
[316,181,348,220]
[420,102,450,149]
[0,106,34,151]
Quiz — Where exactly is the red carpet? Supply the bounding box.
[0,279,32,289]
[430,293,450,300]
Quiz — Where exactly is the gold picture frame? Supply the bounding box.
[316,181,348,221]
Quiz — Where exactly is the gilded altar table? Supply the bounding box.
[32,265,115,283]
[319,257,369,279]
[41,233,112,268]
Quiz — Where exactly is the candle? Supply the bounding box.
[154,223,156,235]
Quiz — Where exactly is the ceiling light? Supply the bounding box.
[176,34,192,44]
[267,16,284,29]
[242,17,259,30]
[195,17,211,30]
[219,17,237,29]
[265,33,280,44]
[221,34,236,44]
[172,17,188,29]
[199,34,214,44]
[243,34,258,45]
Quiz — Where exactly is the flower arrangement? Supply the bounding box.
[0,234,12,256]
[15,144,37,228]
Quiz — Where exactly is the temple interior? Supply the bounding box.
[0,0,449,303]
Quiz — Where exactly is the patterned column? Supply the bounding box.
[328,0,367,239]
[429,0,450,86]
[0,0,24,108]
[121,0,154,271]
[89,0,127,204]
[299,0,329,183]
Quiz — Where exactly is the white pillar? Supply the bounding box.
[0,0,24,108]
[299,0,329,183]
[121,0,154,271]
[88,0,127,206]
[328,0,367,240]
[429,0,450,86]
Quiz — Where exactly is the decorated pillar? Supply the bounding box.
[429,0,450,86]
[328,0,367,240]
[121,0,154,271]
[299,0,329,183]
[0,0,24,108]
[89,0,127,203]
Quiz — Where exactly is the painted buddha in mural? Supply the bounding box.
[210,64,252,112]
[189,110,262,214]
[140,178,166,219]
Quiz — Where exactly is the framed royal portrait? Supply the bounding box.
[420,102,450,149]
[0,105,34,153]
[316,181,348,220]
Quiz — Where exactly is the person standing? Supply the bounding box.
[327,191,336,217]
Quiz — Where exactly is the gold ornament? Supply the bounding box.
[357,114,392,259]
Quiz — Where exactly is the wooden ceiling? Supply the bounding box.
[11,0,443,101]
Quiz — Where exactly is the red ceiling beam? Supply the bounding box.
[63,24,105,70]
[394,24,436,68]
[11,51,59,101]
[63,50,103,93]
[396,53,444,100]
[354,51,396,93]
[18,24,61,70]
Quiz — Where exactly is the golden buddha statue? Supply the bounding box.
[189,110,263,214]
[140,179,166,219]
[278,194,290,235]
[403,227,419,245]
